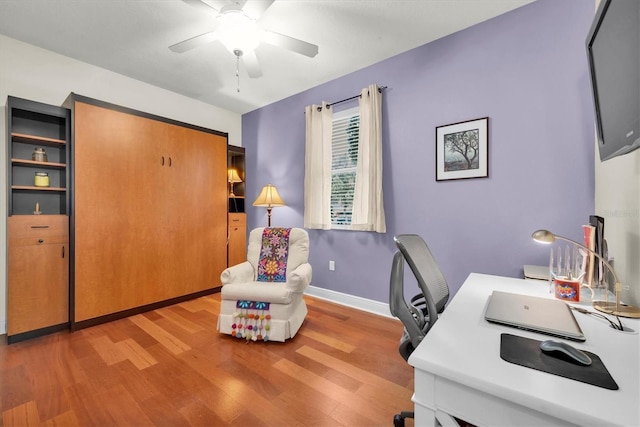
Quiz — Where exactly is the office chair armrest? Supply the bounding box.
[220,261,255,285]
[285,262,312,293]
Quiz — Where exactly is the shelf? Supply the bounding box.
[12,158,66,169]
[12,185,66,192]
[228,145,245,213]
[8,97,70,217]
[11,132,66,147]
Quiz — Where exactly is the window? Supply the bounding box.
[331,107,359,227]
[304,84,385,233]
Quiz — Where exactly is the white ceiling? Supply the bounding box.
[0,0,535,114]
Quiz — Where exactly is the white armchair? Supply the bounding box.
[217,227,312,342]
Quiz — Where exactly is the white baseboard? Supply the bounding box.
[305,285,393,318]
[0,321,5,335]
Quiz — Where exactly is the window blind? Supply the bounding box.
[331,108,359,226]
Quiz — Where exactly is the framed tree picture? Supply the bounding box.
[436,117,489,181]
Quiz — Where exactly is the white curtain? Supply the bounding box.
[352,84,386,233]
[303,102,333,229]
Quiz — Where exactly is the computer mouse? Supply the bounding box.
[540,340,592,366]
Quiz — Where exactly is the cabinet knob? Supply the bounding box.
[38,239,44,244]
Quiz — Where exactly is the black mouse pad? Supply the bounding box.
[500,333,618,390]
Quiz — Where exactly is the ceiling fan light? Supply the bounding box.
[218,8,249,25]
[218,9,261,53]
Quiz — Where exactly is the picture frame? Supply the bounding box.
[436,117,489,181]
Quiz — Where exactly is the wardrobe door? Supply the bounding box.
[74,102,167,322]
[73,100,226,325]
[158,125,227,296]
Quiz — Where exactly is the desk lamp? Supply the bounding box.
[532,229,640,318]
[227,169,243,197]
[253,184,285,227]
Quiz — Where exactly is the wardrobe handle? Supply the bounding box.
[31,225,49,229]
[161,156,165,166]
[169,157,172,167]
[62,246,65,258]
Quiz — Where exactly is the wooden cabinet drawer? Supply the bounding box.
[228,213,247,267]
[228,213,246,228]
[8,215,68,240]
[10,235,68,248]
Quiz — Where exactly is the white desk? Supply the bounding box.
[408,273,640,426]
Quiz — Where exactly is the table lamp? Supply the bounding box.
[253,184,285,226]
[227,169,242,197]
[532,229,640,318]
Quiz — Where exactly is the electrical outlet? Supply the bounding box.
[329,260,335,271]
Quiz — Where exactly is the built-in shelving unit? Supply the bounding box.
[6,96,71,343]
[228,145,246,213]
[227,145,246,266]
[7,96,71,216]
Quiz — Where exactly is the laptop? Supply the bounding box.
[484,291,585,342]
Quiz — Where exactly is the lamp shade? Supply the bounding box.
[227,169,242,184]
[253,184,285,207]
[531,229,556,244]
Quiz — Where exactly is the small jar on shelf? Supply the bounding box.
[32,147,48,162]
[34,172,50,187]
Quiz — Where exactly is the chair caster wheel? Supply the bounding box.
[393,414,405,427]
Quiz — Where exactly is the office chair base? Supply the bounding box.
[393,411,414,427]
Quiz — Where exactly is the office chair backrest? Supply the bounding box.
[395,234,449,313]
[389,234,450,359]
[389,251,425,351]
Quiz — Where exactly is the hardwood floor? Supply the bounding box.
[0,294,415,426]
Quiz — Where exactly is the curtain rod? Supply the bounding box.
[317,85,387,111]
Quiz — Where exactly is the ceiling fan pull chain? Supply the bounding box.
[235,49,241,93]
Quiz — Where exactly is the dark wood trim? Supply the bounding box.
[6,322,69,345]
[7,95,70,119]
[227,145,245,155]
[70,287,221,332]
[67,95,77,329]
[63,93,229,138]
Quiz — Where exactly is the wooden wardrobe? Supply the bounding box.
[68,95,228,328]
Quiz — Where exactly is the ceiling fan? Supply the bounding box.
[169,0,319,78]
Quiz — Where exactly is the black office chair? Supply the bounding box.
[389,234,450,427]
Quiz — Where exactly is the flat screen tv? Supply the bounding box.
[586,0,640,161]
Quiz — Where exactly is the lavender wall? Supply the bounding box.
[242,0,596,303]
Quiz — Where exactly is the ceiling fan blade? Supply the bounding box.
[182,0,219,14]
[262,31,318,58]
[242,49,262,78]
[241,0,274,21]
[169,30,219,53]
